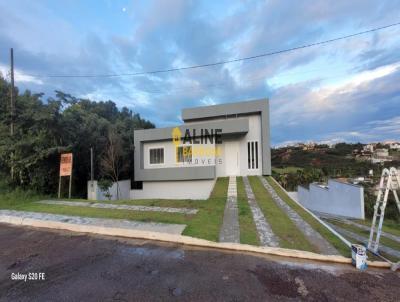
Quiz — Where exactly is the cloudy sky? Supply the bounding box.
[0,0,399,146]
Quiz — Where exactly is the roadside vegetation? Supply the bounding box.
[248,176,316,252]
[354,218,400,237]
[326,219,400,253]
[236,177,259,245]
[266,176,351,257]
[0,76,155,198]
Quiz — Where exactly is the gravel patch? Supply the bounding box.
[0,210,186,234]
[39,200,198,215]
[219,176,240,243]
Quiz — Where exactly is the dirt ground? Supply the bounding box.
[0,224,399,301]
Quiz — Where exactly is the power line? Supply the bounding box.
[23,21,400,78]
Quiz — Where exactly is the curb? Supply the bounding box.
[0,214,390,269]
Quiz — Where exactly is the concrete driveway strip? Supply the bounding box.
[219,176,240,243]
[38,200,198,215]
[0,210,186,235]
[243,176,279,247]
[259,176,339,255]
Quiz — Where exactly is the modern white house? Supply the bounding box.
[130,98,271,199]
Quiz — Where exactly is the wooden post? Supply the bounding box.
[58,175,62,198]
[10,48,15,180]
[68,156,73,199]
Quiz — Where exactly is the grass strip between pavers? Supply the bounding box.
[248,176,316,252]
[266,176,350,257]
[182,177,228,241]
[236,177,259,246]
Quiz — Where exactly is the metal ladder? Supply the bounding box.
[368,167,400,254]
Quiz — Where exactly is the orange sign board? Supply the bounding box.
[59,153,73,176]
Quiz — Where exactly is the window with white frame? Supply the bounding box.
[176,145,192,163]
[149,148,164,164]
[247,141,259,169]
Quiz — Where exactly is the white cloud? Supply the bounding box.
[0,64,43,85]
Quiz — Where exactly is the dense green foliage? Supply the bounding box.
[272,144,376,187]
[0,76,154,197]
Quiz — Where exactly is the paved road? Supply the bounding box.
[0,224,399,301]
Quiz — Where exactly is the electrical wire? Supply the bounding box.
[22,21,400,78]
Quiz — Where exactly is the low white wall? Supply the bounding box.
[88,179,131,201]
[131,179,216,200]
[297,179,365,219]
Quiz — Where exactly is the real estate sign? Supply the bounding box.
[59,153,73,176]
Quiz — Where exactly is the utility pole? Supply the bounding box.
[90,147,95,195]
[10,48,15,180]
[90,147,94,182]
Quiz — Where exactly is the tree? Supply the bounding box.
[0,74,155,196]
[99,130,127,199]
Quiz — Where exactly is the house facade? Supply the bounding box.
[131,98,271,199]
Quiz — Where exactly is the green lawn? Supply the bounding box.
[236,177,259,245]
[248,176,316,252]
[266,176,350,257]
[0,178,230,242]
[182,177,228,241]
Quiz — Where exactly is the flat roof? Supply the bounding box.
[182,98,268,122]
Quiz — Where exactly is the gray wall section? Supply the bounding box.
[87,180,131,201]
[297,180,365,219]
[134,98,271,181]
[135,117,249,142]
[182,98,271,175]
[136,166,215,182]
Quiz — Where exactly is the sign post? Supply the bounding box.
[58,153,73,198]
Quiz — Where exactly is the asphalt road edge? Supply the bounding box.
[0,214,390,269]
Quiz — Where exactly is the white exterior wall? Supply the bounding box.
[88,180,131,201]
[239,114,262,176]
[131,179,216,200]
[297,180,365,219]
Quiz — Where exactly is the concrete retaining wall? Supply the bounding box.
[87,179,131,201]
[298,180,364,219]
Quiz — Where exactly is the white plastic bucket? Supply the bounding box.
[351,244,367,270]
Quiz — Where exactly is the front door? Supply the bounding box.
[225,140,240,176]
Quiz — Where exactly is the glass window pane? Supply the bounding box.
[255,141,258,169]
[247,142,250,169]
[251,142,254,169]
[150,148,164,164]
